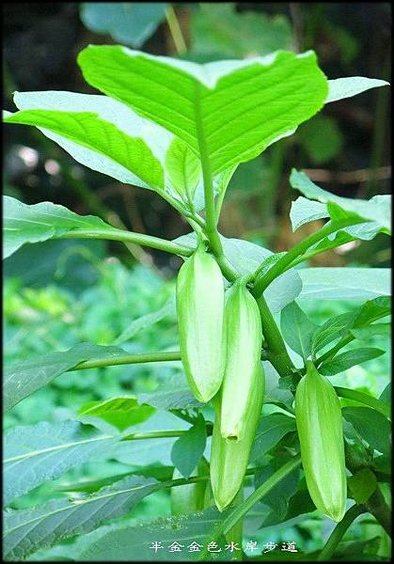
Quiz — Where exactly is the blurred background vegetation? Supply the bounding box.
[2,3,391,558]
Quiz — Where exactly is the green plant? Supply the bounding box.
[3,44,391,562]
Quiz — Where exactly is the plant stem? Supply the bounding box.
[198,456,301,561]
[364,485,392,537]
[70,351,182,371]
[335,386,390,418]
[255,295,296,378]
[122,429,185,441]
[63,229,193,257]
[317,504,366,561]
[165,5,188,55]
[252,217,365,296]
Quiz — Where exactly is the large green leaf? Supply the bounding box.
[80,3,168,47]
[312,312,357,356]
[4,343,126,411]
[78,507,227,561]
[290,169,391,234]
[326,77,389,104]
[3,475,162,561]
[77,45,328,175]
[297,268,391,300]
[4,108,164,191]
[4,421,121,506]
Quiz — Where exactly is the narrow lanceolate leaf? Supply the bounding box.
[280,301,318,360]
[326,77,389,104]
[78,45,328,174]
[312,312,358,355]
[4,109,164,190]
[4,421,121,505]
[290,169,391,234]
[319,348,385,376]
[78,397,155,431]
[4,343,126,411]
[3,475,161,561]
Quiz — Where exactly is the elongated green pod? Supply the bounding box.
[295,361,347,522]
[210,363,264,511]
[171,458,211,515]
[220,282,263,440]
[176,244,225,403]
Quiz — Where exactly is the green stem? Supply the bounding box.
[317,504,366,561]
[364,485,392,537]
[63,230,192,257]
[198,456,301,561]
[165,5,188,55]
[335,386,390,418]
[70,351,181,371]
[255,295,296,378]
[122,429,185,441]
[252,217,365,296]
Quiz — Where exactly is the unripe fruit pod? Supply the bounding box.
[295,361,347,522]
[176,244,225,403]
[220,282,263,440]
[210,362,264,511]
[171,459,211,515]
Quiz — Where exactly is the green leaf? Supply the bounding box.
[4,343,126,411]
[3,475,162,561]
[165,137,201,201]
[171,416,207,478]
[78,507,228,561]
[3,196,127,259]
[290,196,329,231]
[4,109,164,190]
[298,268,391,300]
[255,460,300,522]
[312,312,357,355]
[280,301,318,360]
[297,115,343,163]
[326,77,389,104]
[189,3,292,60]
[290,169,391,234]
[137,374,202,410]
[319,348,385,376]
[379,383,391,405]
[80,3,168,47]
[261,484,315,528]
[250,413,296,464]
[348,468,377,504]
[353,297,391,327]
[4,421,121,506]
[114,297,176,345]
[342,407,391,458]
[351,323,390,343]
[78,45,328,175]
[78,397,155,432]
